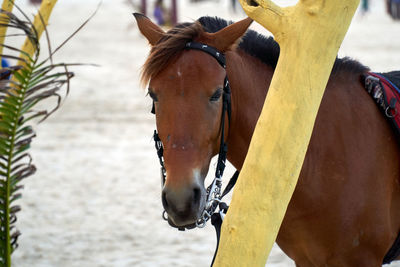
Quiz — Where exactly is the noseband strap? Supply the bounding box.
[152,41,238,231]
[153,131,166,186]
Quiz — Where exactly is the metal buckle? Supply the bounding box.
[160,166,166,187]
[195,175,223,228]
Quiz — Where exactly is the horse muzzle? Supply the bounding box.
[161,183,206,227]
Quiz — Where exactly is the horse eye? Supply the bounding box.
[210,89,222,102]
[148,90,158,102]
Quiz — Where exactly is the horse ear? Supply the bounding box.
[209,17,253,52]
[133,13,165,45]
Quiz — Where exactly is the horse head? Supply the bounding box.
[134,14,252,228]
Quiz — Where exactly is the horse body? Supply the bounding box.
[135,13,400,266]
[224,34,400,266]
[276,72,400,266]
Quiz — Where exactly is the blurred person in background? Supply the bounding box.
[154,0,166,26]
[387,0,400,19]
[231,0,237,13]
[361,0,369,15]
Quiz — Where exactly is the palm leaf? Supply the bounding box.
[0,5,78,266]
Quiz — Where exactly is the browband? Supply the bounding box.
[185,42,226,69]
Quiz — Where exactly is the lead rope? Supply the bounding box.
[210,171,239,266]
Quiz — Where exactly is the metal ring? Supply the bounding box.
[386,106,397,118]
[203,210,211,220]
[162,210,168,221]
[196,219,206,228]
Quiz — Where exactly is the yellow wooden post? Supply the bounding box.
[213,0,359,266]
[17,0,58,67]
[0,0,14,67]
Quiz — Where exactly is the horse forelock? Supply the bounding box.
[140,16,237,87]
[140,22,205,86]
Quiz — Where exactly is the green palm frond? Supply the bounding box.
[0,6,74,266]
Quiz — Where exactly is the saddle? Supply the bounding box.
[363,71,400,264]
[364,71,400,137]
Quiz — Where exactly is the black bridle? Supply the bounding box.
[152,41,239,266]
[152,41,239,233]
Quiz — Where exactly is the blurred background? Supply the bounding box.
[7,0,400,266]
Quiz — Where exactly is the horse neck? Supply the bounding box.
[226,50,275,170]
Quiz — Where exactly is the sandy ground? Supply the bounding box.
[8,0,400,266]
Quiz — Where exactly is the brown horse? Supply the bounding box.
[134,13,400,266]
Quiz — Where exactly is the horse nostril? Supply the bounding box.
[193,187,201,205]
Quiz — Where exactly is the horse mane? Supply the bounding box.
[141,16,369,85]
